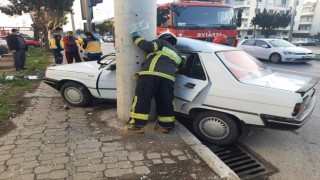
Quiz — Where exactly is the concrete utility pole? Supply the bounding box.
[253,0,259,38]
[86,0,92,32]
[114,0,157,121]
[288,0,298,42]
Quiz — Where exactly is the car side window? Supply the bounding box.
[242,40,255,46]
[179,53,206,80]
[255,40,268,47]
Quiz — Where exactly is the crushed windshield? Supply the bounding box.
[269,40,296,47]
[216,51,272,81]
[173,6,235,29]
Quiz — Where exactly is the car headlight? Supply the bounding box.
[283,51,294,55]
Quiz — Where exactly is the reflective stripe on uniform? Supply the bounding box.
[130,112,149,120]
[162,47,182,65]
[139,71,175,81]
[131,96,138,112]
[134,37,144,45]
[158,116,175,122]
[149,54,161,72]
[153,42,158,51]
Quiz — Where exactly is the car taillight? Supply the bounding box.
[292,97,308,116]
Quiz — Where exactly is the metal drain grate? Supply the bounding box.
[205,143,276,179]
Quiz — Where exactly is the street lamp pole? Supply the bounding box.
[253,0,259,38]
[114,0,157,121]
[86,0,92,32]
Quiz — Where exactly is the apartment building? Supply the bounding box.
[295,0,320,36]
[226,0,320,38]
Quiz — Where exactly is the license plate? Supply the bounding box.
[302,56,312,59]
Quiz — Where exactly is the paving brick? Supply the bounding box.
[6,157,24,165]
[163,158,176,164]
[178,155,189,161]
[38,153,55,161]
[35,165,53,174]
[134,166,150,175]
[100,136,122,142]
[78,164,106,173]
[25,149,41,157]
[21,160,39,169]
[52,164,65,170]
[104,168,133,178]
[19,168,34,175]
[0,145,15,151]
[73,172,92,180]
[48,170,69,179]
[161,153,169,157]
[16,173,35,180]
[87,152,103,159]
[152,159,163,164]
[104,150,128,157]
[146,153,161,159]
[74,159,92,167]
[102,157,118,164]
[134,161,144,166]
[0,170,19,179]
[52,157,69,164]
[53,147,69,153]
[0,155,11,162]
[11,147,26,154]
[36,173,48,179]
[129,151,144,161]
[171,149,184,156]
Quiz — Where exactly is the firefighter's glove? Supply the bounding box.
[130,28,141,38]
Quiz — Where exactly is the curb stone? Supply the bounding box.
[176,121,239,180]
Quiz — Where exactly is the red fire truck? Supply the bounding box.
[157,0,242,46]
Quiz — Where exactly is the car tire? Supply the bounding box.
[192,111,240,145]
[269,53,282,63]
[61,82,92,107]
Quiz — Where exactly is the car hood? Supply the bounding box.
[242,72,313,92]
[277,47,313,53]
[46,61,103,73]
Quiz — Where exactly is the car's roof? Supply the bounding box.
[176,37,235,53]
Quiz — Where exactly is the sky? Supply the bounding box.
[0,0,174,31]
[0,0,317,31]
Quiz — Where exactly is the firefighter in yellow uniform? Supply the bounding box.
[125,31,182,134]
[81,32,102,61]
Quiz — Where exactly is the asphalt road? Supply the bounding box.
[238,60,320,180]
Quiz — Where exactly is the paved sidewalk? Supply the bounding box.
[0,83,221,180]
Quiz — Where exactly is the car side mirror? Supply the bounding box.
[262,45,269,48]
[109,64,116,71]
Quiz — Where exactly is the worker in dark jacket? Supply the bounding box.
[50,27,64,65]
[125,31,182,134]
[63,31,81,64]
[6,29,28,71]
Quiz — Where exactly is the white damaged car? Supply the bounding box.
[44,38,318,145]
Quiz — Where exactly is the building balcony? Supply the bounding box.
[296,30,311,34]
[299,21,313,25]
[301,11,315,16]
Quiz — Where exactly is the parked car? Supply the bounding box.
[237,39,315,63]
[23,36,41,48]
[0,39,10,55]
[291,38,316,46]
[44,38,317,145]
[103,35,114,42]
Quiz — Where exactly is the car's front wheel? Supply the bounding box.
[192,111,240,145]
[61,82,92,107]
[269,53,282,63]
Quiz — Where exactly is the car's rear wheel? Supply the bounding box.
[269,53,282,63]
[61,82,92,107]
[192,111,240,145]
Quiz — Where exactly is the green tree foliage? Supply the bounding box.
[95,20,114,35]
[251,8,291,38]
[0,0,74,50]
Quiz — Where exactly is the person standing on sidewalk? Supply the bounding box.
[6,29,28,71]
[63,31,81,64]
[50,27,64,65]
[81,32,102,61]
[125,31,182,134]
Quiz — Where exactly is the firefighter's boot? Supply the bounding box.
[124,124,145,134]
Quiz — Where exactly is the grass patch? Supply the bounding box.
[0,48,52,124]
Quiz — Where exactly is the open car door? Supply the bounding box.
[174,53,209,112]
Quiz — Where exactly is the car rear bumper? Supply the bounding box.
[260,96,316,130]
[43,78,59,90]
